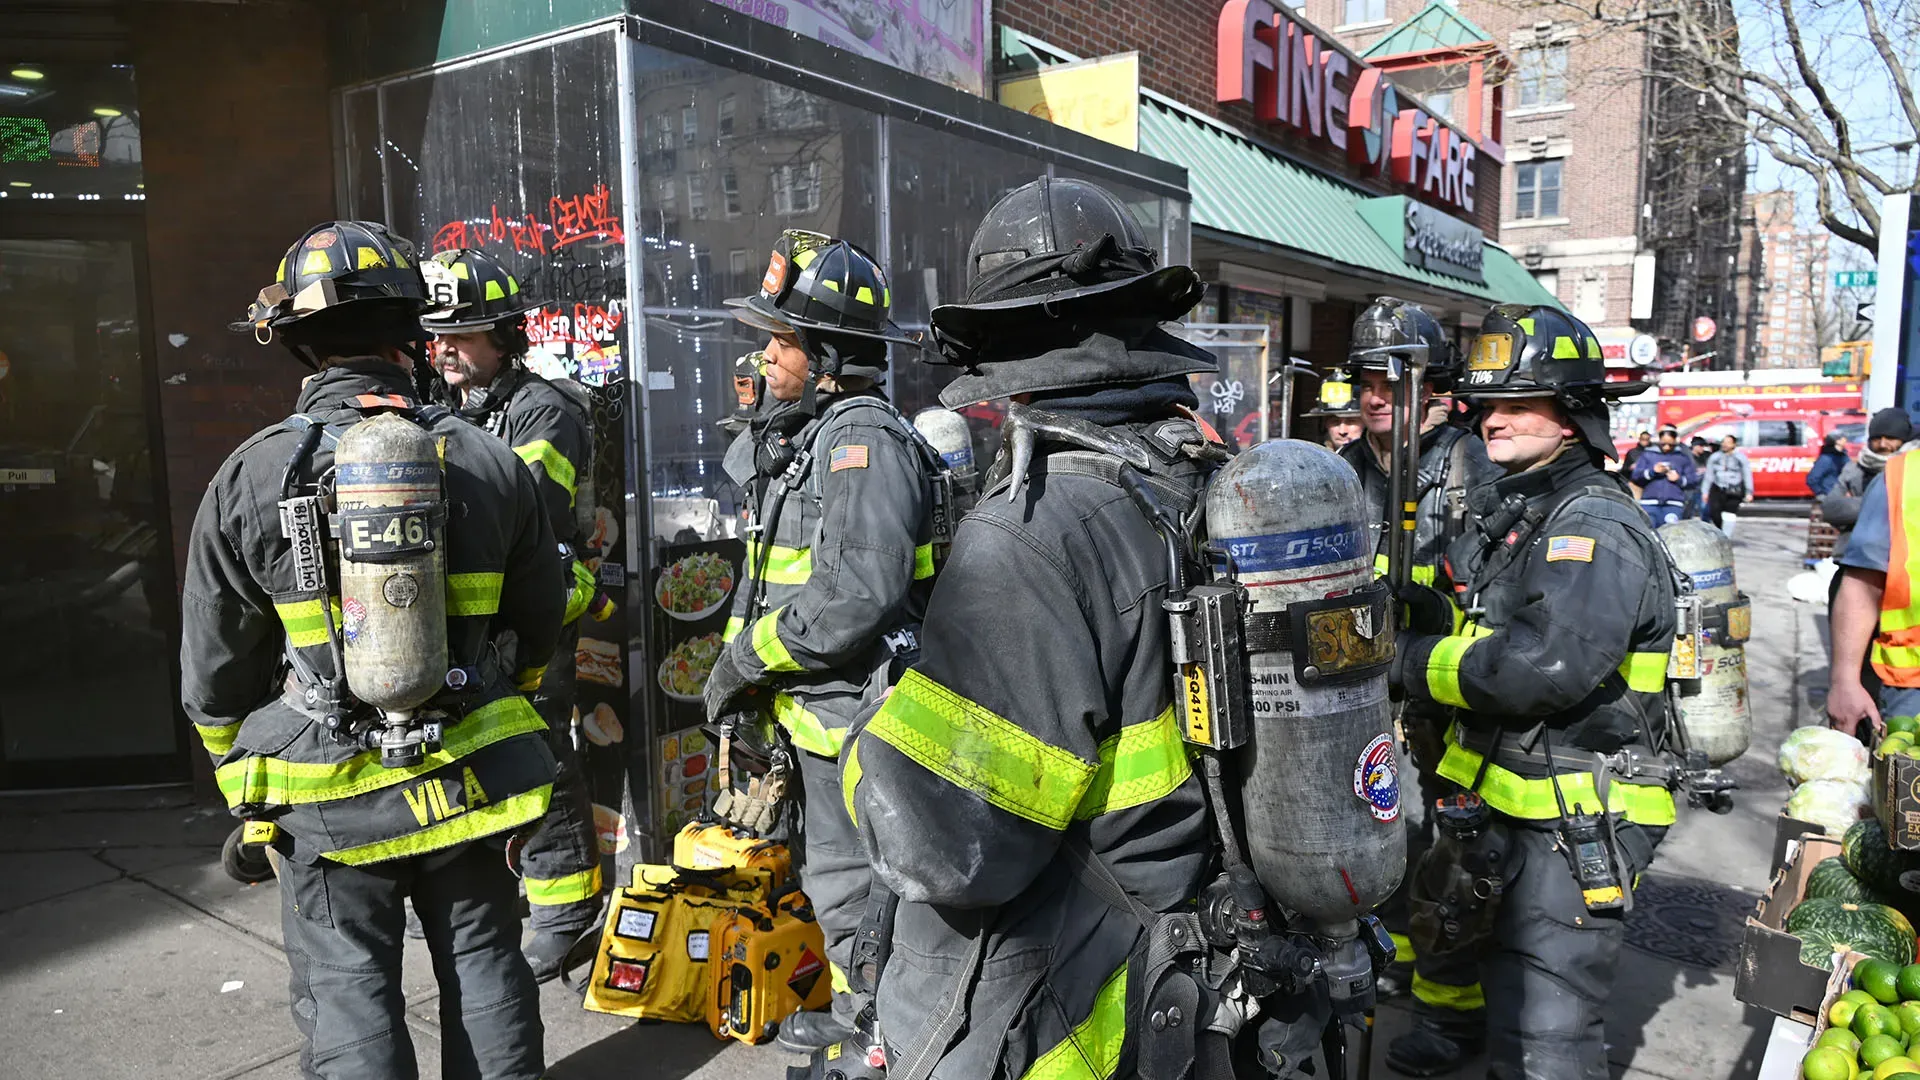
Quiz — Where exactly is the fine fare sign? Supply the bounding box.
[1217,0,1481,216]
[1356,196,1486,283]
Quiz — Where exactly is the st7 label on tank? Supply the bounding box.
[1221,523,1364,574]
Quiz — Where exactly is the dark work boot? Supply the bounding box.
[777,1010,855,1054]
[1385,1011,1486,1077]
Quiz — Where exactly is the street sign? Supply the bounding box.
[1628,334,1659,366]
[1692,315,1717,342]
[1836,269,1879,289]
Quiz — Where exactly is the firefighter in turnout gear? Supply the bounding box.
[183,221,561,1079]
[1386,304,1675,1080]
[1339,299,1500,1013]
[421,246,608,981]
[701,229,937,1054]
[840,176,1219,1080]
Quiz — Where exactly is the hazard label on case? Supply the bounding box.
[788,946,824,1000]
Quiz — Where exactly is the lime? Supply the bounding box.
[1809,1047,1858,1080]
[1827,1029,1868,1055]
[1864,961,1906,1005]
[1889,716,1920,736]
[1840,992,1878,1028]
[1865,1036,1906,1068]
[1876,1058,1920,1080]
[1859,1004,1903,1041]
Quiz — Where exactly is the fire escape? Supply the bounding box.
[1640,0,1747,368]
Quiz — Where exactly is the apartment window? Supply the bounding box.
[722,168,741,217]
[1533,269,1560,296]
[718,95,736,137]
[1514,160,1562,219]
[652,175,676,211]
[772,161,822,216]
[729,248,749,282]
[1343,0,1386,23]
[682,106,698,147]
[1425,91,1455,122]
[687,174,708,220]
[1517,45,1569,107]
[763,84,826,130]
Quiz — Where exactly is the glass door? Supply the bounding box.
[0,226,184,787]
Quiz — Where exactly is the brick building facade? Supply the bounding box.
[1307,0,1650,342]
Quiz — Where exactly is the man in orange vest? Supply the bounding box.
[1828,433,1920,734]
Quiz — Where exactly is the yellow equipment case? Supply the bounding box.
[707,889,833,1044]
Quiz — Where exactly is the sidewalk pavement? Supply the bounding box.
[0,520,1815,1080]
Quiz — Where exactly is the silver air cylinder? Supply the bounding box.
[912,406,979,495]
[333,413,449,712]
[1207,439,1405,926]
[1659,520,1752,765]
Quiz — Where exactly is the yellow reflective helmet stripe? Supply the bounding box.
[774,691,844,757]
[356,246,388,270]
[914,543,936,581]
[512,439,578,503]
[525,864,604,906]
[446,572,504,617]
[1078,705,1191,818]
[214,696,547,807]
[1552,336,1581,359]
[1435,726,1677,826]
[327,785,551,866]
[866,669,1095,831]
[854,286,875,305]
[275,597,343,648]
[746,540,813,586]
[302,248,332,275]
[1425,634,1483,708]
[1411,974,1485,1012]
[195,723,239,758]
[752,609,803,673]
[484,279,506,301]
[1617,651,1668,693]
[1021,965,1128,1080]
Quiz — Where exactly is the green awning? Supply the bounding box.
[1362,0,1495,58]
[1139,98,1557,309]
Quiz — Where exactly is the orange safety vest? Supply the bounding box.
[1875,452,1920,686]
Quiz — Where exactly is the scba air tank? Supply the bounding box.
[333,412,449,712]
[1659,519,1753,765]
[1206,439,1404,926]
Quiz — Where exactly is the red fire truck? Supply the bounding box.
[1613,370,1866,499]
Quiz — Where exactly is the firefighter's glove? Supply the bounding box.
[1396,582,1455,636]
[703,647,761,722]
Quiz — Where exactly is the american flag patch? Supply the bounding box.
[1545,536,1596,563]
[829,444,870,472]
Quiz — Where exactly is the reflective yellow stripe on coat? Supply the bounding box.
[1876,452,1920,685]
[214,696,547,808]
[1076,706,1191,818]
[328,786,551,866]
[525,864,604,906]
[865,670,1094,831]
[1021,966,1128,1080]
[275,597,343,648]
[1434,725,1676,826]
[745,540,812,586]
[513,440,577,503]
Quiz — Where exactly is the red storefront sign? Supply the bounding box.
[1217,0,1477,214]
